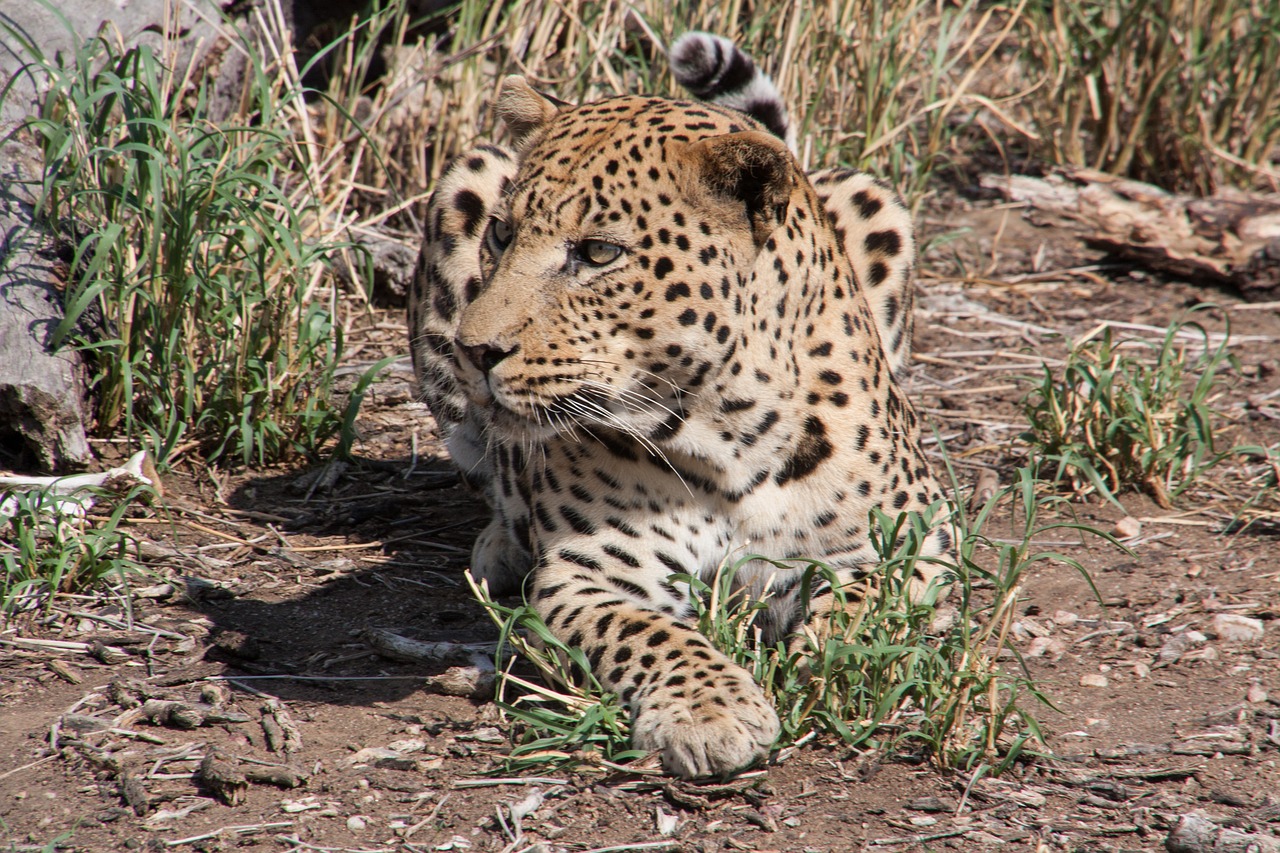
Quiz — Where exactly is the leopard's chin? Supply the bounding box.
[483,401,560,442]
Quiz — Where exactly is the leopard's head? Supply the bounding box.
[454,77,799,443]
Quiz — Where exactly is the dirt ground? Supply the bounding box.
[2,193,1279,853]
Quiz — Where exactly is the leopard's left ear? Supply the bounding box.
[687,131,795,246]
[495,76,561,150]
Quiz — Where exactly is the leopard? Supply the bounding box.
[408,32,955,779]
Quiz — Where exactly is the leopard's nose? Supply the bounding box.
[457,340,518,376]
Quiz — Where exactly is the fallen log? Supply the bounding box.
[980,167,1280,300]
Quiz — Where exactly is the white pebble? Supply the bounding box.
[1052,610,1079,627]
[347,816,367,832]
[1213,613,1264,644]
[1246,684,1268,704]
[1080,673,1109,688]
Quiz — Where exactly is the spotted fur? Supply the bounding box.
[407,37,950,778]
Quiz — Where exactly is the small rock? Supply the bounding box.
[1027,637,1065,660]
[339,747,401,769]
[1052,610,1079,627]
[133,583,175,599]
[1156,633,1197,667]
[1113,516,1141,539]
[346,815,367,832]
[425,665,496,700]
[909,816,937,827]
[1133,662,1150,679]
[387,739,427,754]
[457,726,505,744]
[1246,684,1268,704]
[1213,614,1264,644]
[1080,674,1109,688]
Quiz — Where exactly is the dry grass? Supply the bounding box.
[316,0,1279,234]
[325,0,1274,222]
[1019,0,1280,193]
[316,0,1030,219]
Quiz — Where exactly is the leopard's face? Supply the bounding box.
[454,96,783,443]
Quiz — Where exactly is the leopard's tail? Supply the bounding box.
[669,32,796,154]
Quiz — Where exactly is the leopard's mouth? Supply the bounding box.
[467,372,656,442]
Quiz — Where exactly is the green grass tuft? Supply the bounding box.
[467,573,645,773]
[2,6,357,467]
[1,485,151,617]
[1020,309,1236,509]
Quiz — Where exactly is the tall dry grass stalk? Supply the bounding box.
[1020,0,1280,192]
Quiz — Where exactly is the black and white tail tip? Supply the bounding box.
[669,31,796,153]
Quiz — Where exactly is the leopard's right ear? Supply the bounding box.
[686,131,795,247]
[495,76,560,150]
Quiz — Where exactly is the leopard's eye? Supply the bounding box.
[576,239,623,267]
[486,218,513,254]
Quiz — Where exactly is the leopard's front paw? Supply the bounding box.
[469,519,531,596]
[632,670,780,778]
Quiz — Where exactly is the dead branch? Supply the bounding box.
[980,168,1280,300]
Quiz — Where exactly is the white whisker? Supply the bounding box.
[557,397,695,499]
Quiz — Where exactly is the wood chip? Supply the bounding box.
[89,642,131,666]
[261,700,303,754]
[242,764,308,789]
[47,659,82,684]
[360,628,495,665]
[198,748,247,806]
[120,771,150,816]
